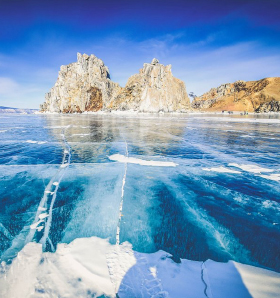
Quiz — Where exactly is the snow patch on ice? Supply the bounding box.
[38,207,46,212]
[25,140,37,143]
[30,220,43,230]
[44,190,54,195]
[109,154,178,167]
[38,213,49,220]
[229,163,274,174]
[260,174,280,181]
[203,166,241,174]
[25,140,47,144]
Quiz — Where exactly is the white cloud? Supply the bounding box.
[0,76,45,109]
[0,32,279,108]
[0,77,20,95]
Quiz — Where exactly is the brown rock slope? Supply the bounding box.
[191,77,280,112]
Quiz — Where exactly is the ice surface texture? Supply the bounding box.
[0,113,280,296]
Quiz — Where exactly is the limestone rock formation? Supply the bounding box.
[40,54,190,113]
[108,59,190,112]
[40,53,122,113]
[191,77,280,112]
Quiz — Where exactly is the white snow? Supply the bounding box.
[38,213,49,220]
[203,166,241,174]
[52,182,59,186]
[36,226,44,232]
[234,262,280,298]
[25,140,47,144]
[25,140,37,144]
[30,220,43,230]
[109,154,178,167]
[38,207,47,211]
[229,163,274,174]
[44,190,54,195]
[0,237,279,298]
[260,174,280,181]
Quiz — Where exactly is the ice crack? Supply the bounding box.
[201,262,212,298]
[116,140,128,245]
[27,126,72,251]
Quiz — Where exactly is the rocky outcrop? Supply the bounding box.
[255,100,280,113]
[108,58,190,112]
[40,54,190,113]
[191,77,280,112]
[40,53,122,113]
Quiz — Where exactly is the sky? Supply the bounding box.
[0,0,280,109]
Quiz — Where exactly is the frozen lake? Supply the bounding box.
[0,113,280,297]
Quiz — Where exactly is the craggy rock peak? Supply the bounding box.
[40,53,121,113]
[192,77,280,112]
[40,54,190,113]
[109,58,190,112]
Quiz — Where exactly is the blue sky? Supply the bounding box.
[0,0,280,108]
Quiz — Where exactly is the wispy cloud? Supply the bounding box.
[0,77,20,95]
[0,31,279,108]
[0,76,45,109]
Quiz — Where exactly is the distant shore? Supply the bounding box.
[35,110,280,116]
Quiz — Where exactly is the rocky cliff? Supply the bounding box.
[191,77,280,112]
[40,54,190,113]
[40,53,122,113]
[108,58,190,112]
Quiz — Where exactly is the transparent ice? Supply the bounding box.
[0,113,280,276]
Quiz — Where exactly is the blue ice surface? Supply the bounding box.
[0,113,279,272]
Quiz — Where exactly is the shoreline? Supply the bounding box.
[35,110,280,116]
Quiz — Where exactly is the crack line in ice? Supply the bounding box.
[40,126,71,251]
[161,177,253,264]
[116,141,128,245]
[24,125,71,252]
[201,262,211,298]
[47,236,55,252]
[0,223,13,240]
